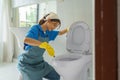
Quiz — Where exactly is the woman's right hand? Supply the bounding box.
[39,42,55,57]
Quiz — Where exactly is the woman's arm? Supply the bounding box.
[24,37,55,57]
[59,28,68,35]
[24,37,41,46]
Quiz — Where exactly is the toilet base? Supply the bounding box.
[58,61,92,80]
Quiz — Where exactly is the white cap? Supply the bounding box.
[45,12,59,20]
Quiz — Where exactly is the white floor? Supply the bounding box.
[0,62,93,80]
[0,62,50,80]
[0,62,19,80]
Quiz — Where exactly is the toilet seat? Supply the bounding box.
[54,53,82,62]
[66,21,91,54]
[53,52,92,65]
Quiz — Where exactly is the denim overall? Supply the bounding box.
[17,33,60,80]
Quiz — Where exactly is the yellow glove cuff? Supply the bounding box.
[39,42,48,49]
[39,42,55,57]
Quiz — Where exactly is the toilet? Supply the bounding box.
[52,21,93,80]
[10,27,30,51]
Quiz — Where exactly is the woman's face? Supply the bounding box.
[47,20,60,31]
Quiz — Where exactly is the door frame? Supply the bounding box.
[95,0,118,80]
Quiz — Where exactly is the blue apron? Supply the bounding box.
[17,34,55,80]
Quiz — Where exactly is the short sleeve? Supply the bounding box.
[25,25,39,40]
[49,30,59,41]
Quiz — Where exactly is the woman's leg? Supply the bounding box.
[43,69,60,80]
[18,72,22,80]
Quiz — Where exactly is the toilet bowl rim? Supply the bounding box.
[52,53,92,62]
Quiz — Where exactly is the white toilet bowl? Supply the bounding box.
[10,27,30,51]
[52,53,92,80]
[52,21,93,80]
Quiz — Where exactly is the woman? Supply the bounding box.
[17,12,68,80]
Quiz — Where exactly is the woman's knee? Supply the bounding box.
[55,73,60,80]
[44,69,60,80]
[18,73,22,80]
[52,71,60,80]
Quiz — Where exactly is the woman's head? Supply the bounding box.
[39,12,61,31]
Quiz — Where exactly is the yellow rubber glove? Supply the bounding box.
[39,42,55,57]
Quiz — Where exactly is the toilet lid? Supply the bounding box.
[66,21,91,53]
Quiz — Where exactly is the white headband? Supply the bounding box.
[45,12,59,20]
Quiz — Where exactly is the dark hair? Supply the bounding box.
[38,14,61,28]
[39,13,50,25]
[39,18,46,25]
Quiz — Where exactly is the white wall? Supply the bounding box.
[38,1,57,19]
[56,0,94,30]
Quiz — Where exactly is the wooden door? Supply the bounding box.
[95,0,118,80]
